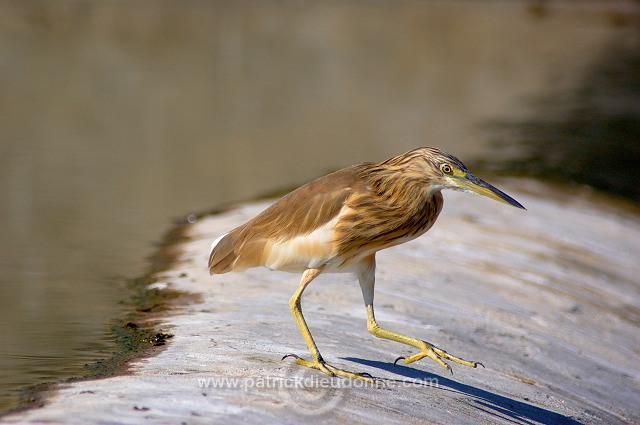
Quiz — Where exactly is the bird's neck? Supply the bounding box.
[332,164,443,262]
[358,163,443,217]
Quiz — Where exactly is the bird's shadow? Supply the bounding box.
[342,357,582,425]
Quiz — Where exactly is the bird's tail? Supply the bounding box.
[208,232,237,274]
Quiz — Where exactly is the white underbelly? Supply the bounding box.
[262,215,340,271]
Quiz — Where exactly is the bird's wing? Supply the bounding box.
[208,165,367,274]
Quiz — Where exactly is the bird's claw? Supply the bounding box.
[392,342,481,374]
[281,354,374,382]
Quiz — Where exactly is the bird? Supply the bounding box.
[208,147,525,381]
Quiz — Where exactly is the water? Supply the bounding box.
[0,0,638,414]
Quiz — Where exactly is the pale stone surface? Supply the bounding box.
[4,180,639,424]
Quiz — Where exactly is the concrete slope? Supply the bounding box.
[4,180,639,424]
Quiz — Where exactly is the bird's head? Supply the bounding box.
[407,147,526,210]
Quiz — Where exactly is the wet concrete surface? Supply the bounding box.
[3,179,639,424]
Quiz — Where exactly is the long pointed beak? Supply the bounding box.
[455,173,526,210]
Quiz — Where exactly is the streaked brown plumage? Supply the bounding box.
[209,147,524,380]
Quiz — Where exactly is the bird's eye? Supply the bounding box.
[440,164,453,174]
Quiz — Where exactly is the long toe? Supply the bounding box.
[283,355,374,382]
[395,341,481,373]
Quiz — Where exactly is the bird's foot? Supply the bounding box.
[393,341,484,374]
[282,354,374,382]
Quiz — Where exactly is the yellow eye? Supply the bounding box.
[440,164,453,174]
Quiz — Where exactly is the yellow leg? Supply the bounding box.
[357,255,481,373]
[366,305,482,373]
[283,268,373,382]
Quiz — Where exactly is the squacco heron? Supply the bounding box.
[209,147,525,380]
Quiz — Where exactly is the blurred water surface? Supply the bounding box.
[0,0,638,414]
